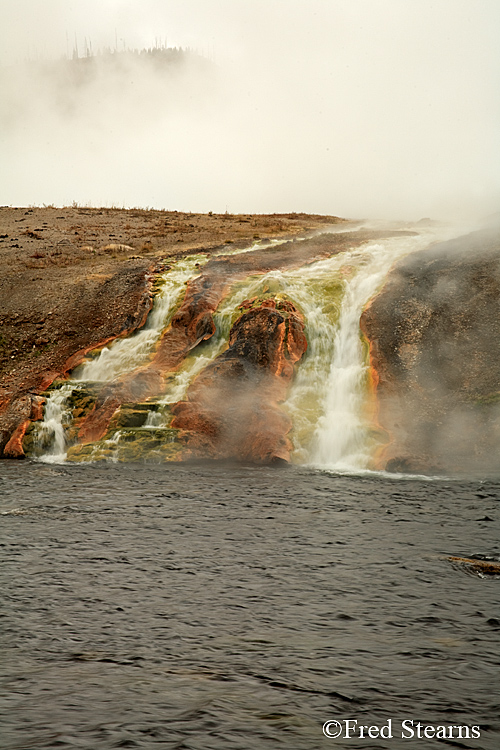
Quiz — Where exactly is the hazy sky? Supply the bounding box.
[1,0,499,219]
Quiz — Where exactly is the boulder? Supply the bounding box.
[171,297,307,463]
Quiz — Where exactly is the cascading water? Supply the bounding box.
[33,384,73,463]
[312,261,376,470]
[34,240,288,458]
[31,225,462,468]
[287,227,462,471]
[73,239,287,386]
[31,255,208,460]
[73,254,209,383]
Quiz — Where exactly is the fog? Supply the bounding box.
[1,0,499,220]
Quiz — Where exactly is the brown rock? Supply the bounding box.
[171,298,307,463]
[30,396,45,421]
[4,419,30,459]
[0,393,32,457]
[447,556,500,578]
[361,224,500,475]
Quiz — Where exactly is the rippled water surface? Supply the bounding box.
[1,462,500,749]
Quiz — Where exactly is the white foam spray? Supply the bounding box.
[35,384,73,463]
[73,254,208,383]
[294,226,464,470]
[32,225,465,469]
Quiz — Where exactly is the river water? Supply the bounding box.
[1,460,499,749]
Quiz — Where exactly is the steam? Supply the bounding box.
[1,0,499,219]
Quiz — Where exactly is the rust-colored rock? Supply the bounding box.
[30,396,45,422]
[4,419,31,459]
[170,298,307,463]
[3,416,29,458]
[0,395,32,458]
[447,556,500,578]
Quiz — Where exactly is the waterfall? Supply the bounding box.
[73,239,286,385]
[72,254,210,383]
[289,227,462,471]
[34,384,73,463]
[312,242,400,470]
[33,240,285,457]
[29,225,462,468]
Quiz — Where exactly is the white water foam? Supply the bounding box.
[302,226,465,471]
[32,224,464,468]
[35,384,74,463]
[34,240,287,454]
[72,254,209,383]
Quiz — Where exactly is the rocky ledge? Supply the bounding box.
[171,297,307,462]
[361,223,500,475]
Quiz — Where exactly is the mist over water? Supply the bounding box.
[1,0,499,220]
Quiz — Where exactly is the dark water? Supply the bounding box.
[1,461,499,750]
